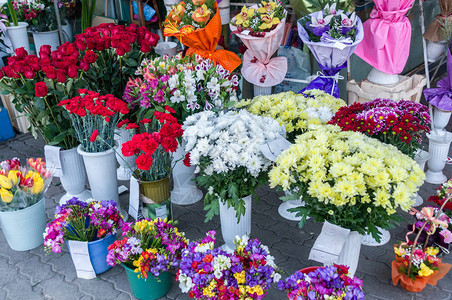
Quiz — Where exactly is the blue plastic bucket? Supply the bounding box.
[0,197,46,251]
[0,108,15,142]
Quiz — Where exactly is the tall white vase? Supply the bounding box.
[59,147,92,205]
[334,231,362,277]
[218,0,230,25]
[219,195,252,253]
[6,22,30,52]
[411,149,430,207]
[254,85,272,96]
[32,30,60,55]
[367,67,399,85]
[171,142,203,205]
[114,128,136,181]
[426,132,452,184]
[433,108,452,133]
[61,19,73,43]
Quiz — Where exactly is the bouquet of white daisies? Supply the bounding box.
[183,110,285,221]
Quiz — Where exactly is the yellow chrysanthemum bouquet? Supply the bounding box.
[236,89,346,142]
[0,157,52,211]
[269,125,425,242]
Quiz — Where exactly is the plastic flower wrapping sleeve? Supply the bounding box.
[164,1,241,73]
[423,0,452,42]
[289,0,354,15]
[230,11,288,87]
[424,49,452,111]
[297,11,364,98]
[354,0,415,75]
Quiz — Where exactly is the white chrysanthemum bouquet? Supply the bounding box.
[269,125,426,242]
[183,110,285,221]
[236,89,346,142]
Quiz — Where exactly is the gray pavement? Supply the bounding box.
[0,132,451,300]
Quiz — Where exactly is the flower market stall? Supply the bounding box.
[0,0,450,299]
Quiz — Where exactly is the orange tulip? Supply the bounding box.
[192,4,211,25]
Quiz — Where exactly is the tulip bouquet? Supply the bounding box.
[0,157,52,211]
[74,23,160,100]
[58,89,130,153]
[164,0,241,72]
[328,99,431,158]
[269,125,425,241]
[123,53,239,124]
[182,110,285,221]
[177,233,280,300]
[297,2,363,97]
[43,197,124,253]
[278,265,365,300]
[106,219,188,279]
[236,90,346,142]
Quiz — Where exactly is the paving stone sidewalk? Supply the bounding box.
[0,132,451,300]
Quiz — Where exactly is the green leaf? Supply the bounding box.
[126,59,138,67]
[34,97,46,111]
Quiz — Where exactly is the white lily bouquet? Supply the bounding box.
[182,110,285,221]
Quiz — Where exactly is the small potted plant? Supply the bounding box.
[107,219,188,300]
[182,109,285,252]
[177,233,280,299]
[0,157,52,251]
[278,264,365,299]
[120,107,183,220]
[43,197,123,278]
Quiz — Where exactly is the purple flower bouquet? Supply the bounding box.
[298,3,364,98]
[278,264,365,300]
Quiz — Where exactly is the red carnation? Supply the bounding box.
[164,106,176,114]
[136,154,153,170]
[34,81,48,97]
[140,118,152,124]
[183,153,191,167]
[125,123,139,130]
[117,119,129,128]
[90,129,99,142]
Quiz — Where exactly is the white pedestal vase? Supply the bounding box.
[32,30,60,54]
[6,22,30,52]
[59,147,92,205]
[170,142,203,205]
[114,128,136,181]
[367,67,399,85]
[427,40,447,63]
[361,227,391,247]
[279,190,309,221]
[219,195,252,253]
[254,85,272,96]
[411,149,430,207]
[77,145,128,220]
[425,132,452,184]
[432,108,452,133]
[334,231,362,277]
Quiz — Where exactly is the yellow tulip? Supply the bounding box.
[257,1,276,14]
[258,13,280,30]
[7,170,21,185]
[31,177,44,194]
[235,6,255,27]
[0,175,12,189]
[0,188,13,203]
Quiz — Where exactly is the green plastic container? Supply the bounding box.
[123,265,171,300]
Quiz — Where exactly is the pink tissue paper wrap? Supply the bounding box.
[355,0,415,75]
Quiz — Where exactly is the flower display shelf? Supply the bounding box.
[346,74,426,105]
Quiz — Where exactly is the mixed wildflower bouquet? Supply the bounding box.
[236,90,346,142]
[121,107,183,182]
[106,219,188,279]
[124,53,239,124]
[269,125,425,241]
[164,0,241,73]
[278,265,365,300]
[231,0,285,36]
[328,99,431,158]
[11,0,57,32]
[177,233,280,299]
[0,157,52,211]
[74,23,160,100]
[58,89,129,153]
[182,110,285,221]
[43,198,124,253]
[394,244,441,279]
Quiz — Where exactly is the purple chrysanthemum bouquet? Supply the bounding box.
[106,219,188,279]
[43,197,123,253]
[278,265,365,300]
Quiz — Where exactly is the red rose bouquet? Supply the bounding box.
[121,106,183,182]
[328,99,431,158]
[74,23,160,100]
[0,44,97,149]
[58,89,129,152]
